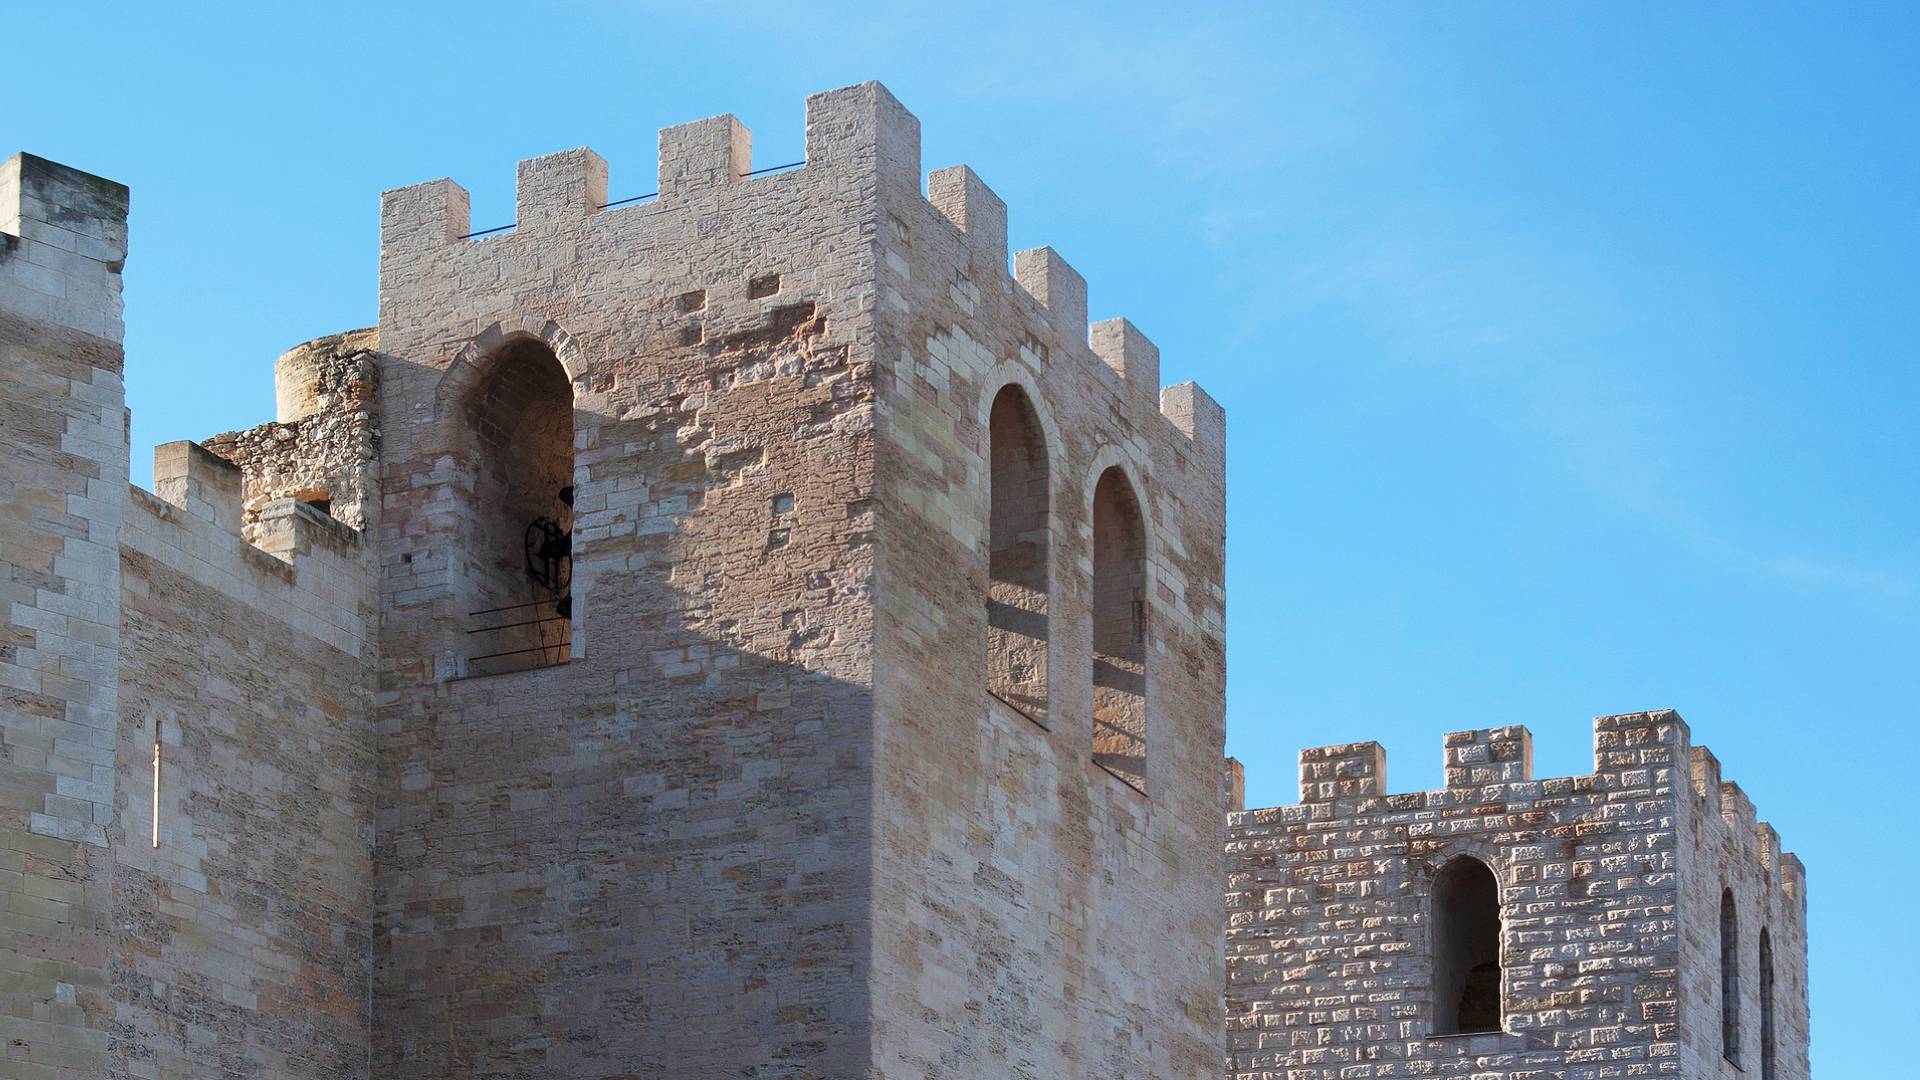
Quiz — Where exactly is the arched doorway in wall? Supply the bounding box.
[1432,855,1503,1035]
[1090,465,1146,793]
[462,335,575,673]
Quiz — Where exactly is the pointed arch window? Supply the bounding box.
[1090,466,1146,793]
[1432,855,1503,1035]
[986,386,1050,722]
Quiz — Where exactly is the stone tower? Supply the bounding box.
[1,80,1228,1079]
[373,80,1227,1078]
[1224,713,1811,1079]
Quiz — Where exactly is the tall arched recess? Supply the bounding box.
[1759,927,1777,1080]
[1090,466,1147,793]
[1722,889,1742,1066]
[986,385,1051,722]
[461,335,575,673]
[1432,856,1503,1035]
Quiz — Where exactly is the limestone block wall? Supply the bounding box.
[858,103,1230,1077]
[111,465,378,1079]
[4,152,385,1080]
[369,86,890,1077]
[0,153,131,1080]
[1226,712,1808,1078]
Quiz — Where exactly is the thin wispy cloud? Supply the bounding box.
[1262,223,1916,608]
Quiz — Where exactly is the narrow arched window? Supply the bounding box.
[1721,889,1742,1065]
[1432,856,1502,1035]
[463,337,575,673]
[1090,466,1147,793]
[986,386,1050,722]
[1759,927,1776,1080]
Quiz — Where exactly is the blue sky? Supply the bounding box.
[11,2,1915,1069]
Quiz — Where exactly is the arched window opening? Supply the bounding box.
[1090,466,1146,793]
[1432,856,1502,1035]
[1759,928,1776,1080]
[1722,889,1742,1065]
[463,336,575,674]
[986,386,1050,722]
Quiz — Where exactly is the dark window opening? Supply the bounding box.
[1759,927,1776,1080]
[1090,466,1146,792]
[986,386,1050,724]
[292,487,333,519]
[1432,856,1503,1035]
[1722,889,1743,1065]
[462,336,575,674]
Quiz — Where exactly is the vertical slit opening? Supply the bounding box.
[151,718,161,848]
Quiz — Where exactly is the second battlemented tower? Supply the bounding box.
[1225,714,1810,1079]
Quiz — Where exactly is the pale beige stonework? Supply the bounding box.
[1,152,130,1080]
[1226,716,1810,1079]
[1,83,1226,1079]
[1,81,1806,1080]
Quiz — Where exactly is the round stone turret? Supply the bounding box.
[275,327,379,422]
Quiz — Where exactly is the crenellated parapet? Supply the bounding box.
[1013,246,1088,339]
[1298,740,1387,807]
[153,439,244,534]
[1444,725,1533,788]
[133,438,376,658]
[375,82,1221,475]
[378,82,917,253]
[927,165,1006,272]
[1688,742,1808,912]
[1285,713,1694,813]
[923,168,1222,465]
